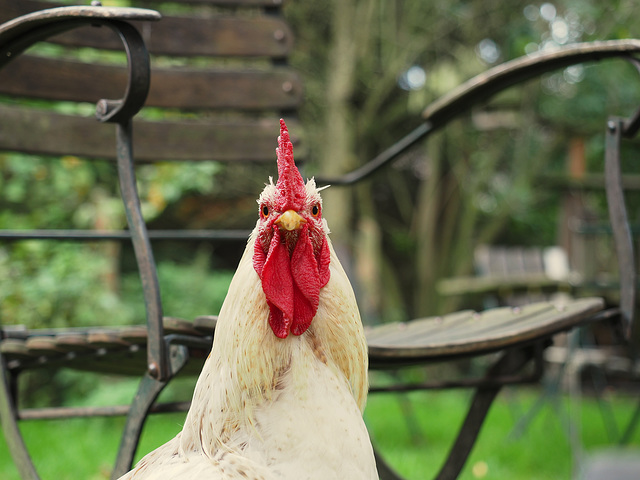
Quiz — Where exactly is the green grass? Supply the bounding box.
[1,383,638,479]
[366,387,639,479]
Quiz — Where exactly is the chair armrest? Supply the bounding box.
[423,39,640,127]
[0,5,161,122]
[0,5,160,63]
[318,39,640,186]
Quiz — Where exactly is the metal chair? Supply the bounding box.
[0,1,300,478]
[342,40,640,479]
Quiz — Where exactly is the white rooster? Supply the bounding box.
[119,120,379,479]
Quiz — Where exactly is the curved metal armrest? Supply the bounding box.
[318,39,640,185]
[0,5,160,58]
[0,5,161,123]
[2,5,171,384]
[0,5,167,377]
[0,8,162,479]
[423,40,640,127]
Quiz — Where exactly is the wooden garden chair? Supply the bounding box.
[575,88,640,479]
[336,40,640,479]
[0,1,301,478]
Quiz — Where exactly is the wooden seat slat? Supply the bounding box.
[68,352,147,376]
[25,336,65,356]
[118,327,149,345]
[424,304,555,342]
[148,67,302,110]
[87,331,131,349]
[162,317,202,337]
[0,339,31,359]
[367,298,604,365]
[193,315,218,335]
[364,309,476,343]
[53,333,95,353]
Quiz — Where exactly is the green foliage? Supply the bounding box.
[121,250,234,323]
[135,162,220,221]
[0,147,222,328]
[0,150,228,406]
[0,242,133,329]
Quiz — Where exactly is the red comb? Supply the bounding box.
[275,119,305,210]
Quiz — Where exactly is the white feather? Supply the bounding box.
[118,228,378,480]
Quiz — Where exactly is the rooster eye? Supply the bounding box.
[261,205,269,217]
[311,204,320,217]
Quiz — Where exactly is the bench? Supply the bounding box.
[438,244,574,308]
[0,1,301,478]
[1,4,640,480]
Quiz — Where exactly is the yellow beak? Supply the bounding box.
[275,210,306,231]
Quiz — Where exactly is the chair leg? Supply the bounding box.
[621,396,640,445]
[111,373,168,479]
[0,353,40,480]
[434,347,533,480]
[374,447,404,480]
[111,345,189,480]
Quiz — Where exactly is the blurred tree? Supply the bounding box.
[285,0,640,320]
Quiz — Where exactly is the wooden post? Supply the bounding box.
[559,137,586,277]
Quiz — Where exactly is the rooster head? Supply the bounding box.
[253,119,331,339]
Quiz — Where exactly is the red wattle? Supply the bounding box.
[317,237,331,288]
[291,229,320,312]
[260,229,294,336]
[254,225,331,338]
[267,302,290,339]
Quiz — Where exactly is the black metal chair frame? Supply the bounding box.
[344,40,640,480]
[1,6,639,480]
[0,6,168,480]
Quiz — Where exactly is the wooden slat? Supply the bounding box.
[54,334,95,353]
[0,54,127,103]
[367,298,605,366]
[133,117,301,161]
[140,15,292,58]
[35,0,284,7]
[0,1,293,58]
[193,315,218,334]
[118,327,149,345]
[0,55,301,110]
[0,103,120,160]
[87,330,131,349]
[25,336,65,356]
[131,0,284,5]
[437,273,569,297]
[365,310,475,343]
[0,104,299,162]
[0,339,31,359]
[65,350,147,376]
[162,317,201,336]
[148,65,302,110]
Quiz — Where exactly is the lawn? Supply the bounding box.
[1,376,638,479]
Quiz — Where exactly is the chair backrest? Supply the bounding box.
[0,0,302,381]
[0,0,302,164]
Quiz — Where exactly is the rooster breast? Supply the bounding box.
[119,232,378,480]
